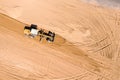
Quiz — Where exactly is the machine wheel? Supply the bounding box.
[48,31,55,37]
[30,24,37,29]
[24,26,31,30]
[46,38,53,42]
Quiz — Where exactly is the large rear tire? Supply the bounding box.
[30,24,37,29]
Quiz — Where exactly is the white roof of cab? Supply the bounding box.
[30,29,39,35]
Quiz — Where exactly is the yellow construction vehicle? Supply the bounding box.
[24,24,55,42]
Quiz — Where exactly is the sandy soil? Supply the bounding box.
[0,0,120,80]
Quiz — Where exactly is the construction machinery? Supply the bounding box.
[24,24,55,42]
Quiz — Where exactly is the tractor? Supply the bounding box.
[24,24,55,42]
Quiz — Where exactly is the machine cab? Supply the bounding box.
[24,24,38,37]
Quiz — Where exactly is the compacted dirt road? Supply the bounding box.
[0,0,120,80]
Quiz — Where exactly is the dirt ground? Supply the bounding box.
[0,0,120,80]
